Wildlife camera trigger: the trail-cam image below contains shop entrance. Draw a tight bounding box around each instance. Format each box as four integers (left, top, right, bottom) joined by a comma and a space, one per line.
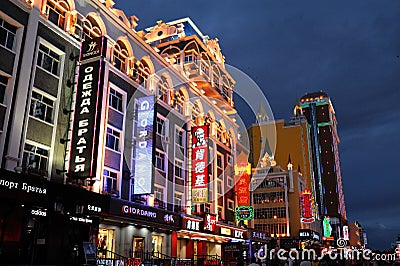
152, 235, 163, 254
97, 228, 115, 257
132, 237, 144, 257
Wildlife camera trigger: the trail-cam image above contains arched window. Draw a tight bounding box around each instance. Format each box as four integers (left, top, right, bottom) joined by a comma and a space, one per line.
83, 16, 102, 40
157, 76, 169, 104
43, 0, 70, 29
174, 90, 186, 114
135, 60, 151, 85
192, 101, 201, 121
113, 40, 128, 73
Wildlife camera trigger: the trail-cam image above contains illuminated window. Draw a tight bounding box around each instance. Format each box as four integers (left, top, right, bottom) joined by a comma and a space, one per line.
105, 127, 121, 152
0, 75, 8, 104
37, 43, 60, 76
44, 0, 70, 29
29, 90, 55, 124
113, 40, 128, 73
82, 16, 102, 40
0, 18, 17, 51
155, 150, 165, 171
22, 142, 49, 174
109, 88, 123, 112
103, 169, 118, 193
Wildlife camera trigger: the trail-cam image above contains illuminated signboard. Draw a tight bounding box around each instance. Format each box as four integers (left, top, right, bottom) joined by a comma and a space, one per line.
183, 217, 201, 232
191, 126, 209, 203
203, 213, 216, 233
235, 163, 251, 206
343, 225, 349, 240
133, 96, 155, 194
235, 206, 254, 221
69, 37, 107, 179
300, 190, 315, 223
323, 216, 332, 238
220, 227, 231, 236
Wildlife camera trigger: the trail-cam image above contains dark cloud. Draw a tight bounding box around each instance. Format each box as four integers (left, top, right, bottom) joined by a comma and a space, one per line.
116, 0, 400, 249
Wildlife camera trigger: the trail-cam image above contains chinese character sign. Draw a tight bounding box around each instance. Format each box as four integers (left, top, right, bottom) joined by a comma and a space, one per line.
236, 172, 250, 206
191, 126, 209, 203
300, 190, 315, 223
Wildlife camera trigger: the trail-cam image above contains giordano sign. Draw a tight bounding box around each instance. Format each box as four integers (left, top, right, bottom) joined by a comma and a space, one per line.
110, 198, 181, 228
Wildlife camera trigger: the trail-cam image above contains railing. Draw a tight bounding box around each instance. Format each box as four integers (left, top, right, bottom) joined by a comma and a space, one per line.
97, 250, 133, 266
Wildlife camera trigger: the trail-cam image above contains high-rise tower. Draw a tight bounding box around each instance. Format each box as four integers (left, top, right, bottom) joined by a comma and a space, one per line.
300, 91, 347, 238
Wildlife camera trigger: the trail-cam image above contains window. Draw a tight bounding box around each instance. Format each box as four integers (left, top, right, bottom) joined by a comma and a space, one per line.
44, 0, 70, 29
156, 116, 165, 137
109, 88, 123, 112
227, 176, 234, 188
184, 53, 194, 63
82, 16, 102, 40
0, 18, 17, 50
29, 90, 55, 123
135, 60, 150, 85
175, 160, 184, 179
158, 77, 169, 103
154, 186, 164, 208
113, 40, 128, 73
106, 127, 121, 152
22, 143, 49, 173
175, 128, 184, 156
103, 169, 118, 193
37, 44, 60, 76
217, 154, 223, 170
174, 193, 183, 212
0, 75, 8, 104
217, 180, 223, 195
227, 199, 234, 211
174, 90, 185, 114
155, 150, 165, 171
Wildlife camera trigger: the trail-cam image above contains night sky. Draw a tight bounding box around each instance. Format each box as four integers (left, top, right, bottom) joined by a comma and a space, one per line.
115, 0, 400, 250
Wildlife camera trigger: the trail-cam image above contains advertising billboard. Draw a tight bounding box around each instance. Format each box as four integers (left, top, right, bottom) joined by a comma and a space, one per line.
69, 58, 106, 179
300, 189, 315, 223
133, 96, 155, 194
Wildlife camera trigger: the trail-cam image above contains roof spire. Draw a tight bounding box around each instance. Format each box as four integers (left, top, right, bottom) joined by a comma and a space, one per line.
256, 103, 269, 123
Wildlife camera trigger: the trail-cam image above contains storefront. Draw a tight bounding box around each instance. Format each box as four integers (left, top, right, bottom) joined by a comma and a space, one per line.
0, 169, 109, 264
0, 170, 48, 264
100, 198, 181, 258
178, 214, 248, 264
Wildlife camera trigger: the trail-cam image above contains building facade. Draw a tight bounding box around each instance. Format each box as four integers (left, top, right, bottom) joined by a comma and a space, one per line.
0, 0, 245, 264
300, 91, 347, 241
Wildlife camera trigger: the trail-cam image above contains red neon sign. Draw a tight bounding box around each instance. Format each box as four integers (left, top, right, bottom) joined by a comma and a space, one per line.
191, 126, 209, 203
